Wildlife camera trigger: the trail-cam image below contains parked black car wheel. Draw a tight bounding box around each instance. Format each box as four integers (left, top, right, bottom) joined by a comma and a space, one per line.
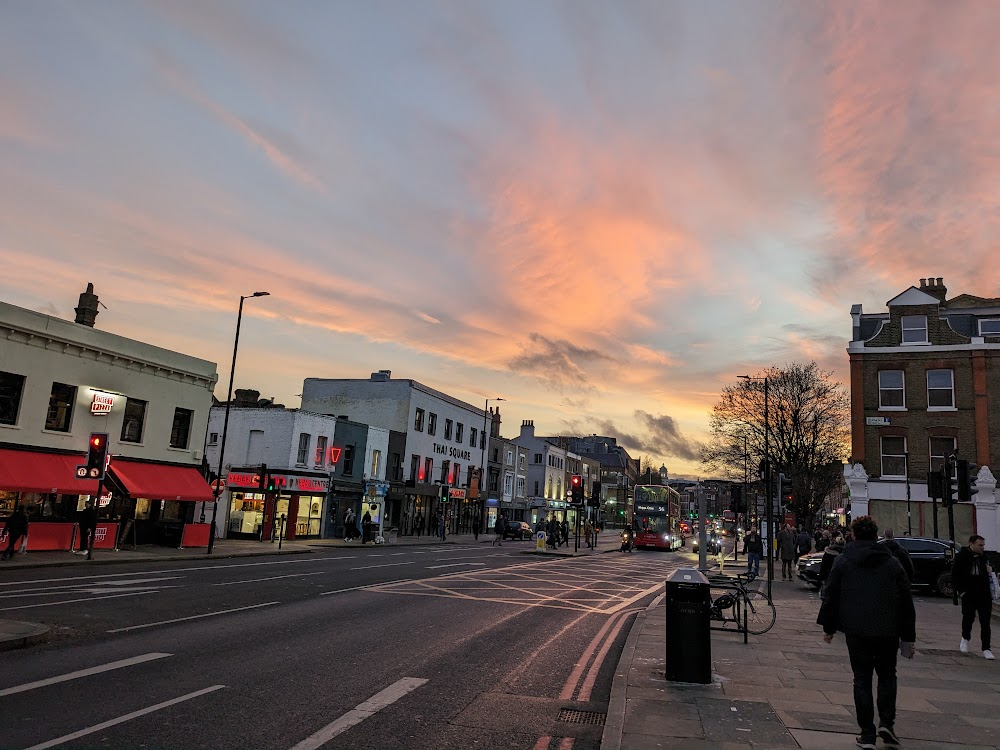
935, 571, 954, 598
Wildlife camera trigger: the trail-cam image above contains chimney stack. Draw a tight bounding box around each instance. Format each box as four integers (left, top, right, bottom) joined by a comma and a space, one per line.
918, 277, 948, 303
74, 283, 100, 327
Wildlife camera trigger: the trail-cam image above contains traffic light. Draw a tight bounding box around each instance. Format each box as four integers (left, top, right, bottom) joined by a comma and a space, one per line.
570, 474, 584, 504
927, 470, 942, 500
257, 464, 268, 492
778, 473, 792, 512
941, 460, 955, 508
85, 433, 110, 480
731, 485, 744, 513
589, 480, 602, 508
440, 484, 449, 503
266, 472, 276, 492
758, 459, 769, 481
957, 459, 978, 503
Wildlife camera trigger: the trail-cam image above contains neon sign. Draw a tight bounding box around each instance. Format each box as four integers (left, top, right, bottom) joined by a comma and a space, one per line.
329, 447, 342, 464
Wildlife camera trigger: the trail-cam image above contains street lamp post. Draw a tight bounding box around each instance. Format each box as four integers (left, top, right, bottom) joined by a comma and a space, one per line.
480, 397, 505, 533
207, 291, 270, 555
739, 374, 771, 600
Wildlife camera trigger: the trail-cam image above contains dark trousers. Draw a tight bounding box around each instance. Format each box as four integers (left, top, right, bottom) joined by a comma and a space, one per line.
845, 634, 898, 739
781, 558, 793, 579
747, 552, 761, 576
79, 527, 94, 552
961, 592, 992, 650
2, 533, 23, 559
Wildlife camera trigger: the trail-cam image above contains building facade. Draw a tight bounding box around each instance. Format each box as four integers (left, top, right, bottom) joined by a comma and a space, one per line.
846, 278, 999, 547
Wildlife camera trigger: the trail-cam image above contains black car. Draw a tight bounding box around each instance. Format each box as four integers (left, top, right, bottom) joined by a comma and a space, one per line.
502, 521, 534, 541
797, 537, 957, 596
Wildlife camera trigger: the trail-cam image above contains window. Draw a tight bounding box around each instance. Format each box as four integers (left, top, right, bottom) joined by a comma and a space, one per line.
208, 432, 219, 445
0, 371, 26, 426
927, 369, 954, 408
519, 454, 526, 469
901, 315, 927, 343
371, 449, 381, 478
423, 457, 433, 482
492, 447, 499, 462
45, 382, 76, 432
534, 453, 542, 464
444, 419, 453, 440
480, 431, 485, 450
929, 436, 956, 473
503, 472, 514, 496
414, 408, 424, 431
880, 436, 907, 477
343, 445, 355, 475
456, 423, 464, 443
440, 460, 450, 484
470, 427, 477, 447
391, 453, 402, 481
466, 465, 474, 487
427, 413, 437, 436
506, 449, 513, 466
878, 370, 905, 409
979, 319, 1000, 336
297, 433, 311, 464
315, 436, 328, 467
120, 398, 147, 443
516, 476, 526, 497
410, 455, 420, 482
533, 481, 539, 496
170, 407, 193, 449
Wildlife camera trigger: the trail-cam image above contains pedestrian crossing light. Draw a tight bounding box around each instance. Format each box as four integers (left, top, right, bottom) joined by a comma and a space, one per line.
570, 474, 584, 504
957, 459, 978, 503
85, 432, 110, 480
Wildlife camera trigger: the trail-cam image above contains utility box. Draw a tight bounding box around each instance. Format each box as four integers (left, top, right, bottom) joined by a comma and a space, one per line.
664, 568, 712, 684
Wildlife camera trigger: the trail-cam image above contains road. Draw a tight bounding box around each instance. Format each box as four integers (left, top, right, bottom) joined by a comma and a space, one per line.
0, 541, 693, 750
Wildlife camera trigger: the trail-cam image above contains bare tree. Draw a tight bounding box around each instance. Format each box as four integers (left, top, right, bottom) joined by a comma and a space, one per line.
703, 362, 850, 526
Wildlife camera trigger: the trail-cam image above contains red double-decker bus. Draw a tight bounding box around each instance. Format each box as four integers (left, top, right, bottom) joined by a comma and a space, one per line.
628, 485, 683, 550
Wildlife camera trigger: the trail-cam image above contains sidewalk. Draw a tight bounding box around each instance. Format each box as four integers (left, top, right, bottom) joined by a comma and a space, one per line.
603, 567, 1000, 750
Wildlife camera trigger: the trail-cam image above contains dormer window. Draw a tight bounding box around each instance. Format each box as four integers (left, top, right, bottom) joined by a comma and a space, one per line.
979, 319, 1000, 336
901, 315, 927, 344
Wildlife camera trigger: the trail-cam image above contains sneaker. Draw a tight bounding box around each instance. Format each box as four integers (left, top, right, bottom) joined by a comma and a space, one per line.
855, 737, 876, 750
984, 649, 995, 660
960, 638, 970, 653
878, 726, 900, 746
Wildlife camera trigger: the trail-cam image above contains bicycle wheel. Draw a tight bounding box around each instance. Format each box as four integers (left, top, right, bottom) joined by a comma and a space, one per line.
743, 591, 776, 634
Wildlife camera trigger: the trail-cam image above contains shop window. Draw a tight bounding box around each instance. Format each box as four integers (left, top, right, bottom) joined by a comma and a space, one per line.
45, 382, 76, 432
444, 419, 453, 440
343, 445, 355, 475
929, 436, 957, 473
880, 436, 907, 478
315, 435, 328, 467
901, 315, 927, 344
927, 369, 955, 409
170, 407, 193, 448
427, 413, 437, 436
120, 397, 147, 443
456, 423, 464, 443
0, 371, 26, 426
414, 408, 424, 431
296, 433, 311, 464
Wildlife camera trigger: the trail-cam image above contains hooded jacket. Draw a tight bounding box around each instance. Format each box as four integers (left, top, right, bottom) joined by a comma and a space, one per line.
817, 540, 916, 642
880, 538, 915, 583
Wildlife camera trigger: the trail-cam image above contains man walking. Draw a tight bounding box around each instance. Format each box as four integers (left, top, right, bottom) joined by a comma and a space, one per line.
777, 524, 797, 580
818, 516, 915, 749
1, 506, 29, 561
954, 534, 994, 660
743, 528, 763, 578
492, 514, 504, 547
881, 528, 914, 584
77, 499, 97, 558
560, 518, 569, 548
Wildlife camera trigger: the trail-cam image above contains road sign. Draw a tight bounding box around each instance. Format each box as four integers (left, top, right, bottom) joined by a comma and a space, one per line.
210, 478, 226, 493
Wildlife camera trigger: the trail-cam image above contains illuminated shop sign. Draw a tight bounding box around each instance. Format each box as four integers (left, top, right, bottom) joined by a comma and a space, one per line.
448, 488, 466, 500
90, 393, 115, 414
226, 472, 329, 493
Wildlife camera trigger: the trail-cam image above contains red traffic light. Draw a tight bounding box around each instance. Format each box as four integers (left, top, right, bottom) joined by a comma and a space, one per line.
91, 435, 103, 448
571, 475, 581, 486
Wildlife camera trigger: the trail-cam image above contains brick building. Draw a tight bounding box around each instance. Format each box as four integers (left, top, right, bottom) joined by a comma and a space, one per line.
845, 278, 999, 548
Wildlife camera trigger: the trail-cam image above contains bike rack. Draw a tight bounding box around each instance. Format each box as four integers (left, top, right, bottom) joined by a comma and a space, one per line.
705, 575, 750, 644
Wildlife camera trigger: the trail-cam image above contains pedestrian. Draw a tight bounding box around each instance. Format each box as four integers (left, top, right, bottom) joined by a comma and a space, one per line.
795, 526, 812, 564
1, 506, 29, 561
817, 533, 846, 597
592, 521, 600, 549
881, 528, 914, 584
438, 511, 446, 541
777, 524, 796, 580
584, 518, 594, 549
743, 528, 763, 578
953, 534, 994, 660
361, 508, 372, 544
561, 518, 569, 548
492, 515, 504, 547
414, 512, 423, 537
77, 499, 97, 556
472, 513, 480, 541
817, 516, 915, 750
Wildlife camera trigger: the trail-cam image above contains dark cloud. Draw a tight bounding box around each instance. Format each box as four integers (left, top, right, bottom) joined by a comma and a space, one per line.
507, 333, 615, 390
596, 410, 703, 463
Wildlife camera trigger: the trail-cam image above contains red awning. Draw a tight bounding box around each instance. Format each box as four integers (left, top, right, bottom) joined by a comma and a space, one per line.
0, 448, 100, 495
109, 461, 214, 502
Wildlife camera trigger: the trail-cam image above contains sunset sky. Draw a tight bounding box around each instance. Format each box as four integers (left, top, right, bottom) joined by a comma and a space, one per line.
3, 1, 999, 478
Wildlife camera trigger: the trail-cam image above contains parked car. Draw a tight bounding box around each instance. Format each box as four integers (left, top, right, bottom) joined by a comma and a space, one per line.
797, 536, 957, 596
502, 521, 534, 541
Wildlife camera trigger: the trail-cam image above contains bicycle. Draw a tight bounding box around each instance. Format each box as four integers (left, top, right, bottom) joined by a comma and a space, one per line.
707, 571, 776, 635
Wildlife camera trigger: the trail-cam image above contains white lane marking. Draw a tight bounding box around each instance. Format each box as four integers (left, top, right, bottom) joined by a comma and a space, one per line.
349, 561, 413, 571
288, 677, 428, 750
212, 572, 324, 586
107, 601, 279, 633
426, 562, 487, 570
0, 653, 172, 697
24, 685, 226, 750
319, 579, 412, 596
0, 591, 156, 612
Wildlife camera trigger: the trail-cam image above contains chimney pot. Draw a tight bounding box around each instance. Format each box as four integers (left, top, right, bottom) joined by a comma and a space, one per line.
74, 282, 100, 327
919, 278, 926, 287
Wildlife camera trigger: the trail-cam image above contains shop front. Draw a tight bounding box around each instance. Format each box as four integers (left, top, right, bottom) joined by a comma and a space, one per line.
224, 468, 330, 542
402, 481, 445, 536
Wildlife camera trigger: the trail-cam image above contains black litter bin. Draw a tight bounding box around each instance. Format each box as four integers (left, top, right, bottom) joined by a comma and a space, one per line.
664, 568, 712, 684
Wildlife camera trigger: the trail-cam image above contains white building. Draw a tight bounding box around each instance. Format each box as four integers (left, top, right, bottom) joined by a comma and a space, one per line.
0, 287, 217, 549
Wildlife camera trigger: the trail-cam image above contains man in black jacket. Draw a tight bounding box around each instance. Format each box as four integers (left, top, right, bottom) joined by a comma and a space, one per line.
818, 516, 915, 750
881, 528, 914, 584
953, 534, 993, 660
